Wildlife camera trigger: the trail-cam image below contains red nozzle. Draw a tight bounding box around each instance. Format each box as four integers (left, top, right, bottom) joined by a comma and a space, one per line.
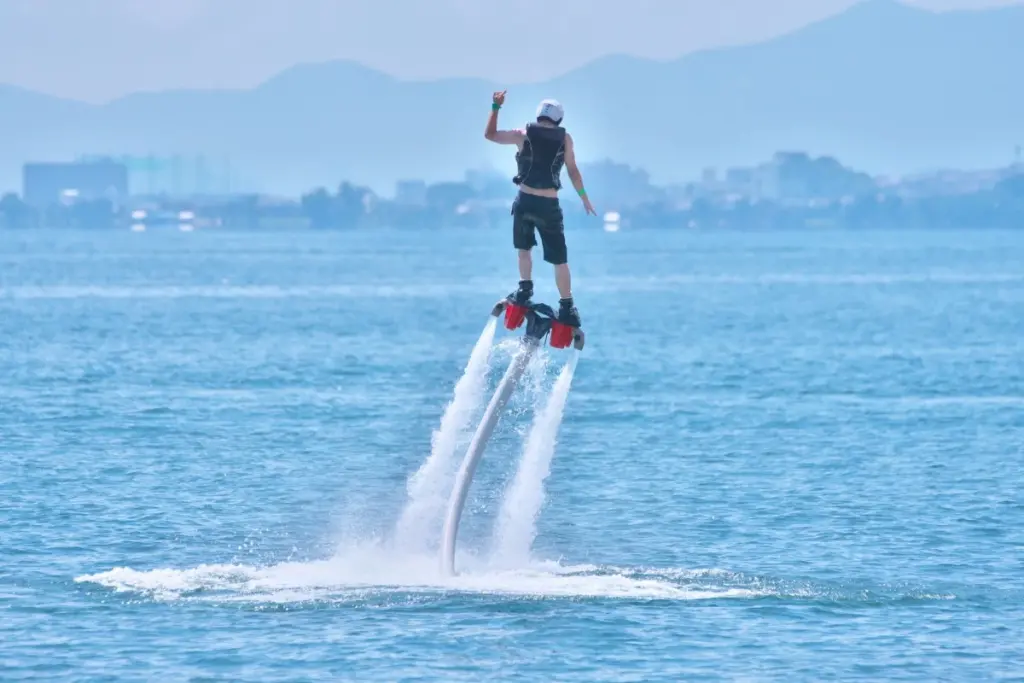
504, 303, 528, 330
549, 321, 574, 349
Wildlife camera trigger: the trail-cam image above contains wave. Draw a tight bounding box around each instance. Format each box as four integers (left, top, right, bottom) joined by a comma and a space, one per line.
74, 543, 753, 604
4, 272, 1021, 300
75, 543, 956, 607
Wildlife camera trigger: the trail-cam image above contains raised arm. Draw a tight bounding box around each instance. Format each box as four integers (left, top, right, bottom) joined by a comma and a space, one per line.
564, 133, 596, 215
484, 90, 526, 145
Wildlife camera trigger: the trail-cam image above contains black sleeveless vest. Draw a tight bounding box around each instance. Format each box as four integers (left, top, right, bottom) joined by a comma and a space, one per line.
513, 123, 566, 190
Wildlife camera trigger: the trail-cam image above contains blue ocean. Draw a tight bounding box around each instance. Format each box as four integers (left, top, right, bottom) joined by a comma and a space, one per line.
2, 228, 1022, 681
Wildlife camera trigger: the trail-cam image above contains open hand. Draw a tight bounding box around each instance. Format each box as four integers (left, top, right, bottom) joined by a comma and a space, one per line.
582, 196, 597, 216
492, 90, 507, 107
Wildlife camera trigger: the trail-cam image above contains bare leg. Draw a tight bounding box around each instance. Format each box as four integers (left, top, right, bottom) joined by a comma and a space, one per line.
554, 263, 572, 300
518, 249, 532, 281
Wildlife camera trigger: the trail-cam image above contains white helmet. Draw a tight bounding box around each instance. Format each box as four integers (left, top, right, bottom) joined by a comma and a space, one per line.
536, 99, 564, 124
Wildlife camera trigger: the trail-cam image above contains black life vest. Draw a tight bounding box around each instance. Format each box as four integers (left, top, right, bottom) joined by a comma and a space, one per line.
513, 123, 566, 190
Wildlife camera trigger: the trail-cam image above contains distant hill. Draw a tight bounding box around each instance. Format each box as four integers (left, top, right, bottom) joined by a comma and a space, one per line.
1, 0, 1023, 196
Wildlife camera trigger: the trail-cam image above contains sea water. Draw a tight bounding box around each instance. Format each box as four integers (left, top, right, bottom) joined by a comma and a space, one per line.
2, 227, 1023, 681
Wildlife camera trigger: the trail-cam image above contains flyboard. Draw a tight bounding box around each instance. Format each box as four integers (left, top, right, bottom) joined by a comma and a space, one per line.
440, 297, 584, 576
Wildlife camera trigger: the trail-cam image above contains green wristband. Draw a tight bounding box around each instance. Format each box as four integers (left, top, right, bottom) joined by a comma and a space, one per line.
491, 102, 501, 112
577, 187, 587, 197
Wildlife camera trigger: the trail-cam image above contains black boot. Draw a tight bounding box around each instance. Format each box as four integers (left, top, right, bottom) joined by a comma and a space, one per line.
557, 297, 582, 327
507, 280, 533, 306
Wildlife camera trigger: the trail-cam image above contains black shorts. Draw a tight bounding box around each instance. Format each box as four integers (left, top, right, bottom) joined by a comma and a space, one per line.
511, 192, 567, 265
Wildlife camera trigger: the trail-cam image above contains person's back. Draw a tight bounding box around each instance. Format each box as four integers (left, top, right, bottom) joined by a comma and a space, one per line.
514, 121, 566, 196
484, 91, 596, 327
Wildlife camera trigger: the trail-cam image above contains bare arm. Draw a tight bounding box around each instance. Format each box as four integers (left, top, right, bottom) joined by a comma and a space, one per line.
564, 133, 596, 215
484, 89, 525, 145
486, 128, 526, 145
564, 133, 585, 193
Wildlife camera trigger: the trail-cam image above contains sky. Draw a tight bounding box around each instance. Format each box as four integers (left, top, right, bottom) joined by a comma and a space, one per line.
1, 0, 1021, 103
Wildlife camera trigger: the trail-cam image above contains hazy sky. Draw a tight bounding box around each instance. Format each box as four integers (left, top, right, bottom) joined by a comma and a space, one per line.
0, 0, 1020, 102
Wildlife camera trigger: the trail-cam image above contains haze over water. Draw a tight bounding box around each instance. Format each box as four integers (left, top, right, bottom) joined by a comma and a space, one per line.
3, 227, 1023, 680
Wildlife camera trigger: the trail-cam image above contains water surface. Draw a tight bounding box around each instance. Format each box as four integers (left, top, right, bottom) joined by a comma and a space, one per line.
2, 228, 1023, 681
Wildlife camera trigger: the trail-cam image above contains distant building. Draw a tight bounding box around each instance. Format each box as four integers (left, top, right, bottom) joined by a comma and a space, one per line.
394, 180, 427, 206
22, 160, 129, 207
463, 168, 509, 199
701, 167, 718, 188
579, 160, 663, 208
725, 167, 775, 200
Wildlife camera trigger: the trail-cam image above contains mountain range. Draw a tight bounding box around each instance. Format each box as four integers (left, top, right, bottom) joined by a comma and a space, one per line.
2, 0, 1023, 196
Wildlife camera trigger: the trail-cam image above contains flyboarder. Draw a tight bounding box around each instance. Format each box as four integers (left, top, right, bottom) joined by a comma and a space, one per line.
484, 90, 596, 328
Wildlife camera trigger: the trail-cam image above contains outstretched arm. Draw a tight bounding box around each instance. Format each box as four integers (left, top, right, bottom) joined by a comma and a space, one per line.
484, 90, 526, 145
564, 133, 597, 215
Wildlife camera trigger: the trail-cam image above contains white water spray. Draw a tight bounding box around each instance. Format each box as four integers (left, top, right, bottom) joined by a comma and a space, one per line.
393, 318, 497, 552
490, 351, 579, 567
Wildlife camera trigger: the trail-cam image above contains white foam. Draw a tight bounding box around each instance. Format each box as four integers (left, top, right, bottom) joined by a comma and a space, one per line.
393, 318, 497, 553
0, 284, 472, 300
491, 353, 578, 568
6, 272, 1019, 300
74, 543, 756, 603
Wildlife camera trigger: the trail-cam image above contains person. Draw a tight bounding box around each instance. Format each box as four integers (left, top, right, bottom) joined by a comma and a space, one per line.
484, 89, 596, 328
